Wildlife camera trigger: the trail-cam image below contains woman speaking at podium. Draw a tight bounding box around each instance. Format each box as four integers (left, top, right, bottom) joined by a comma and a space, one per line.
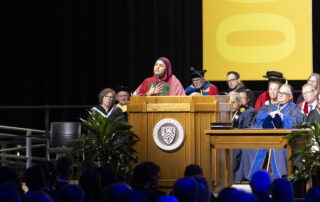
133, 57, 185, 96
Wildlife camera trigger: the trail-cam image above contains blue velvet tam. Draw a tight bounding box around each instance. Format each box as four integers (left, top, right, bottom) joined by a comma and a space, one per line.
262, 114, 283, 129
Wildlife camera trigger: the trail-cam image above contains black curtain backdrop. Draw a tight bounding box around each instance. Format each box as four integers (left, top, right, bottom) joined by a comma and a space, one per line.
1, 0, 319, 129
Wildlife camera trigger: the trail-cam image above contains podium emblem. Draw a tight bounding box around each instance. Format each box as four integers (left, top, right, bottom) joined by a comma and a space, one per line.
153, 118, 184, 151
161, 127, 176, 144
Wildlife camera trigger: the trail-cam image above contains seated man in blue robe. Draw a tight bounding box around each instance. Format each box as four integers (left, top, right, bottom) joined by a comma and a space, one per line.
237, 84, 306, 181
229, 91, 257, 182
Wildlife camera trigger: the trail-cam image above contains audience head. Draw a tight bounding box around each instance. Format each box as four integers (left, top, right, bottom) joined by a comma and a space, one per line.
305, 186, 320, 202
190, 69, 207, 89
79, 168, 101, 201
56, 155, 73, 181
37, 161, 57, 190
156, 195, 179, 202
131, 161, 161, 187
22, 192, 54, 202
0, 183, 21, 202
154, 57, 172, 81
98, 88, 116, 107
192, 175, 211, 202
227, 189, 256, 202
227, 71, 241, 90
249, 170, 272, 195
105, 182, 133, 202
0, 166, 20, 186
302, 83, 318, 104
92, 166, 118, 192
184, 164, 203, 177
173, 177, 198, 202
115, 86, 131, 106
24, 164, 46, 192
59, 184, 84, 202
217, 187, 237, 202
278, 84, 293, 104
126, 191, 149, 202
271, 178, 295, 202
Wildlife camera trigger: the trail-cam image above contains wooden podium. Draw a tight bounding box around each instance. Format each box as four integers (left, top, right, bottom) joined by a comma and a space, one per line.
127, 96, 231, 189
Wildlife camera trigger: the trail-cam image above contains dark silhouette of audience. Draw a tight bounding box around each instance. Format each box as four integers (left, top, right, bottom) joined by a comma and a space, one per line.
173, 177, 198, 202
183, 163, 217, 202
0, 183, 21, 202
23, 164, 54, 202
37, 161, 57, 199
59, 184, 84, 202
79, 168, 102, 202
104, 182, 133, 202
2, 162, 320, 202
156, 195, 178, 202
217, 187, 238, 202
130, 161, 166, 202
271, 178, 295, 202
55, 155, 73, 191
249, 170, 272, 202
304, 186, 320, 202
183, 164, 203, 177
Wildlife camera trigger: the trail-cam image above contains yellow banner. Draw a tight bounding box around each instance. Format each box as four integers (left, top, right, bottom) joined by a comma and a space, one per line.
203, 0, 312, 81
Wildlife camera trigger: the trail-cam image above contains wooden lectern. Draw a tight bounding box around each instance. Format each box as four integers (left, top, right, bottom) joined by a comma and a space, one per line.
127, 96, 231, 189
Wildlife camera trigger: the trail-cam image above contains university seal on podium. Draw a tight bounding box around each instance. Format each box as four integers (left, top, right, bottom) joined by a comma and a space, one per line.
153, 118, 185, 151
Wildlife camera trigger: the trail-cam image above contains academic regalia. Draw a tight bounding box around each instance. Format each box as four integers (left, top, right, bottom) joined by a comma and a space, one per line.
91, 104, 124, 124
232, 105, 256, 129
235, 102, 306, 181
255, 91, 271, 111
185, 82, 219, 95
232, 105, 257, 182
134, 75, 185, 96
298, 101, 318, 116
133, 57, 185, 96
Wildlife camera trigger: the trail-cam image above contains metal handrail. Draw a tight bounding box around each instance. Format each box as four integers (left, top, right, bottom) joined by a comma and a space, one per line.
0, 105, 92, 132
0, 125, 48, 168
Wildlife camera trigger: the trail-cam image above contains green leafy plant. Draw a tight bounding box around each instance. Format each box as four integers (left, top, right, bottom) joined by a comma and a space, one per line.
284, 121, 320, 182
65, 111, 139, 181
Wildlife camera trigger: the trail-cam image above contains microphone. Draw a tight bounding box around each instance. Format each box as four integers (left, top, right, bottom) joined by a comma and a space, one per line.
156, 75, 161, 84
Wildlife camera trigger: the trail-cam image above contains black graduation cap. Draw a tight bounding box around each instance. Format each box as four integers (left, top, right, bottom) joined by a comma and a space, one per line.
190, 69, 207, 80
262, 114, 283, 129
262, 71, 286, 83
115, 86, 131, 94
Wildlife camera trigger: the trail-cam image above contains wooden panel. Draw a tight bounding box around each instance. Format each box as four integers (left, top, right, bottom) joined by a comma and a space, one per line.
206, 129, 295, 189
147, 103, 191, 112
127, 96, 232, 190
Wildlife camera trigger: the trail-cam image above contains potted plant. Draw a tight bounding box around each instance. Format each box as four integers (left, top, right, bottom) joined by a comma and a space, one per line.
65, 111, 139, 181
284, 121, 320, 186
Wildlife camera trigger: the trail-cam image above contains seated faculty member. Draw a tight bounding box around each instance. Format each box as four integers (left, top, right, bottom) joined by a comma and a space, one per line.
185, 69, 219, 96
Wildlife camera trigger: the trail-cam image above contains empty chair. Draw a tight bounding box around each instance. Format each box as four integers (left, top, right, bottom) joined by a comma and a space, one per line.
47, 122, 81, 160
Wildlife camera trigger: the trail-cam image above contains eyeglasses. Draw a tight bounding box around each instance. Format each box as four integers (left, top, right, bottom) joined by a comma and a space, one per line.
192, 78, 202, 82
104, 95, 113, 100
227, 78, 238, 83
303, 90, 315, 96
278, 91, 291, 96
